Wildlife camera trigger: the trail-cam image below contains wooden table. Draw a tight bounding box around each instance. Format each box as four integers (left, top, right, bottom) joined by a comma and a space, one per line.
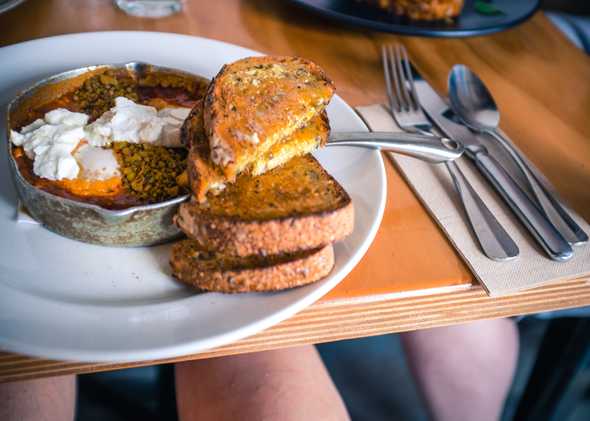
1, 0, 590, 383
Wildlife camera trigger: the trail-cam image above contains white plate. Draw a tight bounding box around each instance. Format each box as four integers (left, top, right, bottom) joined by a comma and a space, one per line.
0, 32, 386, 362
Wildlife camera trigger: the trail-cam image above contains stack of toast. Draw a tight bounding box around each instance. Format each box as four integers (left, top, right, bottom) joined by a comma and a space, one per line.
170, 56, 355, 293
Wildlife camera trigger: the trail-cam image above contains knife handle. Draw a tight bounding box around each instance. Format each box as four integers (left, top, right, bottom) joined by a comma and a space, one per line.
445, 161, 519, 261
472, 151, 573, 261
488, 130, 588, 245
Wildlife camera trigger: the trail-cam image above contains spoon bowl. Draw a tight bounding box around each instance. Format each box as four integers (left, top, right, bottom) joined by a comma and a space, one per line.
448, 64, 500, 131
447, 64, 588, 246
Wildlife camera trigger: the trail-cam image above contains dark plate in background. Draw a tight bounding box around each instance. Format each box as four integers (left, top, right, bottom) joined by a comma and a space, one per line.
287, 0, 540, 37
0, 0, 27, 15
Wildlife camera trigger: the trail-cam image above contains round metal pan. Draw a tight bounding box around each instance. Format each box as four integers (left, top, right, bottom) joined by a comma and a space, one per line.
6, 62, 206, 246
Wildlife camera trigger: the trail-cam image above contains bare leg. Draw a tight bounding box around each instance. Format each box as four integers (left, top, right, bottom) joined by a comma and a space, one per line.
401, 319, 519, 421
175, 345, 349, 421
0, 375, 76, 421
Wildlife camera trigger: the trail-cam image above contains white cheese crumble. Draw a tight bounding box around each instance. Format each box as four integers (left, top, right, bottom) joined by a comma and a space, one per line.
10, 109, 88, 180
10, 98, 192, 181
157, 107, 192, 147
74, 144, 120, 180
85, 97, 191, 148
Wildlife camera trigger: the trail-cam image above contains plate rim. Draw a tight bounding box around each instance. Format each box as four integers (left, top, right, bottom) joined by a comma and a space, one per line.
0, 31, 387, 362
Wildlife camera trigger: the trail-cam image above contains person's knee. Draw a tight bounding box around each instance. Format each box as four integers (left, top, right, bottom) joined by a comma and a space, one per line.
175, 347, 349, 421
0, 375, 76, 421
465, 318, 519, 367
401, 319, 519, 390
401, 320, 519, 421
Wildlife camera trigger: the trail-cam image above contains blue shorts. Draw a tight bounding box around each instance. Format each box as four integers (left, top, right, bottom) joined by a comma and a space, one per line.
518, 306, 590, 321
529, 306, 590, 319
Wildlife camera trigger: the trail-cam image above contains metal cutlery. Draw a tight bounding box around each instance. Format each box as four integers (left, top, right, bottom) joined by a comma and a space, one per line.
448, 64, 588, 246
382, 44, 519, 261
410, 63, 573, 261
327, 131, 463, 163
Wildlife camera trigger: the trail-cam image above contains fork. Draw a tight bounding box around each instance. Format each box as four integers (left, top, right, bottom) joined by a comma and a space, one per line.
382, 44, 519, 261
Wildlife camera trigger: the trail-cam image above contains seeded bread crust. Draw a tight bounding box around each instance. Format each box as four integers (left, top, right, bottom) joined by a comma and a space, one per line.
175, 155, 354, 257
204, 56, 334, 179
176, 201, 353, 257
170, 240, 335, 293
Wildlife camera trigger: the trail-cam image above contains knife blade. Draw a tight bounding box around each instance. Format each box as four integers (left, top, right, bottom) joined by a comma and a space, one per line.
412, 69, 573, 262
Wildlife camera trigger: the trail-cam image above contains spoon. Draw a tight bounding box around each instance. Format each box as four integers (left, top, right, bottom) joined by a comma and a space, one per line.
327, 131, 463, 163
448, 64, 588, 246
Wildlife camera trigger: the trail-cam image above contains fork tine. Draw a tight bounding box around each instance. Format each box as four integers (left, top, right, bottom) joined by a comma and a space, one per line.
393, 44, 413, 112
399, 45, 420, 112
388, 45, 408, 112
387, 45, 403, 112
381, 45, 399, 113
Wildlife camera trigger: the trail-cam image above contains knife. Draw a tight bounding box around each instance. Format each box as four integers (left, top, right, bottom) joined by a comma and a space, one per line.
412, 70, 573, 262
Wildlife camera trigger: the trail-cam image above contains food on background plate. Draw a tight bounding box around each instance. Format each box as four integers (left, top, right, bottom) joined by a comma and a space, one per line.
358, 0, 465, 21
171, 56, 353, 293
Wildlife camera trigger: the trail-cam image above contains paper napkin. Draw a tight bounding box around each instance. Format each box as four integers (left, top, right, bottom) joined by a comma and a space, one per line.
356, 104, 590, 296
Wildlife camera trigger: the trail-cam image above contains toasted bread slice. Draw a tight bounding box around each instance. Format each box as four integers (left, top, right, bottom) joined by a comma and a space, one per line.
182, 101, 329, 202
204, 56, 334, 179
170, 240, 334, 293
175, 155, 354, 257
250, 111, 329, 176
182, 102, 227, 197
